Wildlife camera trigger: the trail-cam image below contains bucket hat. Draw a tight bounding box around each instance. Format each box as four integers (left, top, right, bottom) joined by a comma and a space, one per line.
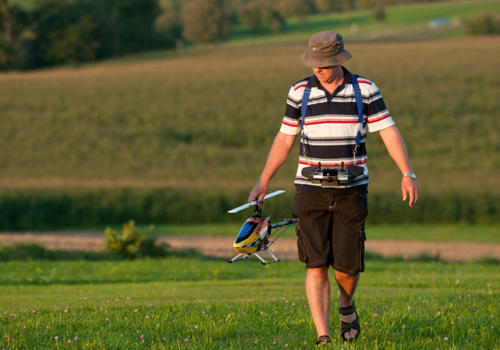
301, 31, 352, 67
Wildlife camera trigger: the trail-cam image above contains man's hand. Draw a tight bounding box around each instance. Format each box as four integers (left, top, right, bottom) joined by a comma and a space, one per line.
402, 176, 418, 207
248, 181, 268, 204
379, 126, 419, 208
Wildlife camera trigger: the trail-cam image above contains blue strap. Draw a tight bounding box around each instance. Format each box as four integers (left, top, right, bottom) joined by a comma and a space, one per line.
300, 84, 311, 132
300, 82, 312, 153
300, 74, 365, 162
351, 73, 365, 145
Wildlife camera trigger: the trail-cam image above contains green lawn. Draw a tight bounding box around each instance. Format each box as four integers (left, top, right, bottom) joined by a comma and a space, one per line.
0, 256, 498, 349
147, 223, 500, 243
229, 0, 500, 44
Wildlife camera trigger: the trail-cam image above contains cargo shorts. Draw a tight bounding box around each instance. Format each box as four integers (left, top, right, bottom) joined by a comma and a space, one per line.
291, 185, 368, 275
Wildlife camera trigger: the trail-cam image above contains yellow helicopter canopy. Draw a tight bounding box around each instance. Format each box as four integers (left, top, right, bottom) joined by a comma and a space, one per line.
233, 217, 269, 254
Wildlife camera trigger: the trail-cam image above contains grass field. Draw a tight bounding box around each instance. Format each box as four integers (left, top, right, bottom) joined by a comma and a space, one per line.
230, 0, 500, 43
0, 36, 498, 195
152, 223, 500, 243
0, 256, 498, 349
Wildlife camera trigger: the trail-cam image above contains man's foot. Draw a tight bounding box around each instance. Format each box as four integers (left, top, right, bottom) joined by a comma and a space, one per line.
315, 335, 331, 346
339, 302, 360, 342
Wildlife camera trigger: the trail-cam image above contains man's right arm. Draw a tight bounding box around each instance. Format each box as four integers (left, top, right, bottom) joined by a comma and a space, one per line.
248, 131, 296, 203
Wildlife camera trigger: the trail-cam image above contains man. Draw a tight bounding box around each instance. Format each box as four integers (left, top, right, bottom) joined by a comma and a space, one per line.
248, 31, 418, 344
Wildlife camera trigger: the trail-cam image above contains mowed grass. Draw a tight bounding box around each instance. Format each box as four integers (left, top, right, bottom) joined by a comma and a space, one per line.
230, 0, 500, 43
0, 257, 498, 349
0, 36, 499, 195
151, 223, 500, 243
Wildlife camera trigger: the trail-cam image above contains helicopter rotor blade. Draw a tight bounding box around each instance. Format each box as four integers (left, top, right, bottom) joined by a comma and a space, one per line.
227, 190, 286, 214
227, 202, 252, 214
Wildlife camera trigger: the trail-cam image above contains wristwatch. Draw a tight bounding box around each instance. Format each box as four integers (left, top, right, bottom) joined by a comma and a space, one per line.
402, 172, 417, 180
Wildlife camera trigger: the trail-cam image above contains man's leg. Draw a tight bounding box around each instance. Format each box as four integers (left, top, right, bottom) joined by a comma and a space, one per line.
334, 270, 360, 340
306, 266, 330, 337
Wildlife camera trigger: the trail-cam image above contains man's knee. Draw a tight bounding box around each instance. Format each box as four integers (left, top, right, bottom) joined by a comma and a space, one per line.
307, 265, 329, 280
334, 269, 359, 283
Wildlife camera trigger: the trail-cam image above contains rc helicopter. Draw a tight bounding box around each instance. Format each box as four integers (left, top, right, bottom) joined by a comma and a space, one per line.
226, 190, 295, 265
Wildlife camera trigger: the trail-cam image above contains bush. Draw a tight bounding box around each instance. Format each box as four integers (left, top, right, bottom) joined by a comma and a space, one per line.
105, 220, 170, 258
373, 1, 386, 23
463, 13, 500, 35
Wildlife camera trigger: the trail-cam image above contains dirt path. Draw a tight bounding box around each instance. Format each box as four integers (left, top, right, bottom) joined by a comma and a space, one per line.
1, 232, 499, 262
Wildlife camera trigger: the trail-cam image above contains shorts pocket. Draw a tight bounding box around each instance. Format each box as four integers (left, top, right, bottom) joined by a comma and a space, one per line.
295, 219, 308, 263
338, 190, 368, 223
359, 237, 365, 272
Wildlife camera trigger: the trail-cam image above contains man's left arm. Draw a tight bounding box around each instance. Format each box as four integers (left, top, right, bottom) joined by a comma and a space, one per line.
378, 125, 419, 207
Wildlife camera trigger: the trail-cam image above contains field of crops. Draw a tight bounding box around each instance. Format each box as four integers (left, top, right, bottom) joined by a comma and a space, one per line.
1, 0, 499, 228
1, 35, 499, 227
1, 35, 498, 193
0, 256, 498, 349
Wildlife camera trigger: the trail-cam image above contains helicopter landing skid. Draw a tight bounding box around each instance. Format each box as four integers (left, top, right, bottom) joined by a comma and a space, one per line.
227, 253, 249, 263
227, 248, 280, 265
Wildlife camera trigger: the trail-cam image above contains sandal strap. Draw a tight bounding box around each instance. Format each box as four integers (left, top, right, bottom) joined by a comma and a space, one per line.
341, 319, 360, 331
339, 301, 356, 315
341, 319, 361, 342
315, 335, 331, 345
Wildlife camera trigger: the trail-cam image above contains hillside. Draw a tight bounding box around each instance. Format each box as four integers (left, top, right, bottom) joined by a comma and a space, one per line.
0, 36, 498, 194
230, 0, 500, 43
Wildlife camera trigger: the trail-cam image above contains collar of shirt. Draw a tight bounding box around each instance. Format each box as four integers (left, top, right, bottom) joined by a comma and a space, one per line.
309, 66, 353, 101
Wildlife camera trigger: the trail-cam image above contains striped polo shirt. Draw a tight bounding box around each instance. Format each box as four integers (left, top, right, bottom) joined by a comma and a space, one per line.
280, 67, 395, 190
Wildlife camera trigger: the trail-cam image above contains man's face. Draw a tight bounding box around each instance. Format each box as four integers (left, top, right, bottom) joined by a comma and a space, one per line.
312, 65, 342, 84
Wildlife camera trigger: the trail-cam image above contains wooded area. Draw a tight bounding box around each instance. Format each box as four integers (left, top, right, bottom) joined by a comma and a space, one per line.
2, 0, 487, 70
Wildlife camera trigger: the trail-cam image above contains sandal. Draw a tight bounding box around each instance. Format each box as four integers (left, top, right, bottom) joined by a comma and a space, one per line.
339, 301, 361, 342
315, 335, 331, 346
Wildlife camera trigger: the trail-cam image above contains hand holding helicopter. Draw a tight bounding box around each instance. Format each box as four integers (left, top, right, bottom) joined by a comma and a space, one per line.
226, 190, 295, 265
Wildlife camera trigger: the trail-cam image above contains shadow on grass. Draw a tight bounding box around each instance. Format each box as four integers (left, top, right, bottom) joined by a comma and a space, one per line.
0, 243, 206, 262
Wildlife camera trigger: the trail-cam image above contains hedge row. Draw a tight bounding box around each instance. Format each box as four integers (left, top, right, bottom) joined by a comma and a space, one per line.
0, 188, 498, 230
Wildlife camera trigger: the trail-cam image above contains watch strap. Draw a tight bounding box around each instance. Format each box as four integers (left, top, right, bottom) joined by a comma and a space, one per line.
402, 172, 416, 180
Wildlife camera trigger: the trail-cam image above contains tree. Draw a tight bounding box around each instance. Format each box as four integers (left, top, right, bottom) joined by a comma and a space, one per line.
156, 0, 183, 38
314, 0, 336, 13
237, 0, 285, 33
277, 0, 314, 22
31, 0, 100, 66
181, 0, 231, 43
0, 0, 30, 69
88, 0, 163, 57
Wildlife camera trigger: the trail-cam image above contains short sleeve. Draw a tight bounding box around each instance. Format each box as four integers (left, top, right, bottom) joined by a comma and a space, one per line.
280, 86, 301, 135
364, 83, 395, 132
